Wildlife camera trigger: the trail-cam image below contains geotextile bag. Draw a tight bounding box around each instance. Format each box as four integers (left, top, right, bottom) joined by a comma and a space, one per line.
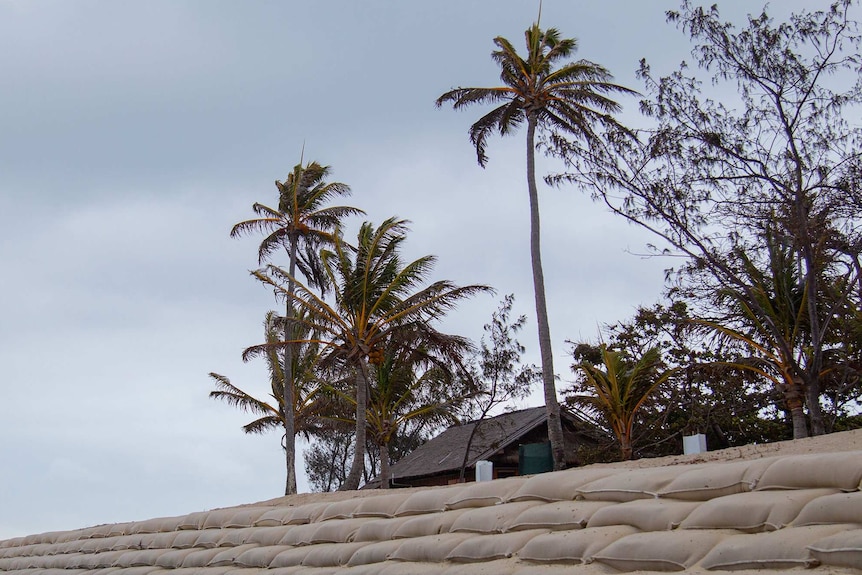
658, 458, 777, 501
756, 452, 862, 491
450, 501, 544, 534
592, 529, 733, 572
807, 528, 862, 570
586, 498, 701, 531
679, 488, 838, 532
445, 529, 548, 562
518, 525, 639, 564
700, 524, 855, 570
507, 500, 611, 532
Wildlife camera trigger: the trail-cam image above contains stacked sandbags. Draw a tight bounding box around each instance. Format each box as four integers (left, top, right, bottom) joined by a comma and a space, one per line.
1, 451, 861, 574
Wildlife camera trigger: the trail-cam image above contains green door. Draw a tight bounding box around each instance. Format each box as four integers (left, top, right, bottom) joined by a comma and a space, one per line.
518, 441, 553, 475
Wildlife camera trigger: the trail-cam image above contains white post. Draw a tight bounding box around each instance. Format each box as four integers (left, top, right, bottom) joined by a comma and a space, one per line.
475, 460, 493, 482
683, 433, 708, 454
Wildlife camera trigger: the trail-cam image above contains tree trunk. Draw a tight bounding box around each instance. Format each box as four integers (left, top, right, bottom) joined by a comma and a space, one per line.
804, 375, 825, 436
379, 441, 391, 489
786, 377, 809, 439
526, 114, 567, 470
459, 413, 487, 482
620, 433, 633, 461
341, 361, 369, 490
283, 241, 298, 495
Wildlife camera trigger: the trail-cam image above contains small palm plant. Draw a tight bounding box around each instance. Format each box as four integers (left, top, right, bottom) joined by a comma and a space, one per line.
693, 236, 816, 439
571, 344, 675, 460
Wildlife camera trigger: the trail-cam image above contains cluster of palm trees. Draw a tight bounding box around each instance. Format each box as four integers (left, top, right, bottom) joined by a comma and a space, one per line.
219, 5, 862, 479
212, 162, 491, 493
209, 16, 644, 490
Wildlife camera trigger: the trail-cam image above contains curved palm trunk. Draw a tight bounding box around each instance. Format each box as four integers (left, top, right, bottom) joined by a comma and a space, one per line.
283, 241, 298, 495
526, 114, 567, 470
342, 360, 369, 491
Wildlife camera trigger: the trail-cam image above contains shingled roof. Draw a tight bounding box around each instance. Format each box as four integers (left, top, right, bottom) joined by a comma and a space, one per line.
380, 406, 600, 484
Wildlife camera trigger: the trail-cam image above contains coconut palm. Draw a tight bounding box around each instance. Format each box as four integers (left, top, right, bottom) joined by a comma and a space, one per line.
571, 345, 674, 460
437, 22, 636, 469
209, 311, 330, 450
694, 238, 817, 439
364, 330, 472, 487
254, 217, 491, 490
230, 160, 363, 495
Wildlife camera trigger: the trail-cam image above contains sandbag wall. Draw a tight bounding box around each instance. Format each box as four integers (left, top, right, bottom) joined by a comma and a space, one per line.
1, 451, 861, 574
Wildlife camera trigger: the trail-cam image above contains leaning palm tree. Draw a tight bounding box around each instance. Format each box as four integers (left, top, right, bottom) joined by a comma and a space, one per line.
209, 311, 330, 452
437, 22, 636, 469
230, 160, 363, 494
571, 345, 674, 460
254, 217, 491, 490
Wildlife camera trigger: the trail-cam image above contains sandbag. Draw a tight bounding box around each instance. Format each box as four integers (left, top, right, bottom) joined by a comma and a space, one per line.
518, 525, 639, 564
450, 501, 544, 534
507, 500, 612, 532
658, 458, 777, 501
592, 529, 732, 572
680, 488, 838, 532
445, 529, 547, 563
807, 528, 862, 570
587, 498, 701, 532
699, 524, 854, 570
445, 477, 527, 509
508, 468, 623, 503
756, 451, 862, 491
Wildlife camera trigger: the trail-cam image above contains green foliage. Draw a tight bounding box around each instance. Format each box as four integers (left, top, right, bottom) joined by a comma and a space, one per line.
209, 311, 330, 441
570, 344, 675, 460
551, 1, 862, 440
228, 158, 362, 495
230, 161, 362, 285
568, 301, 792, 459
436, 23, 636, 167
254, 218, 491, 489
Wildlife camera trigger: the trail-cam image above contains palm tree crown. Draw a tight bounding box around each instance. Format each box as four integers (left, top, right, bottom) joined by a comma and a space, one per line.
437, 24, 636, 167
209, 311, 329, 441
230, 161, 363, 287
572, 345, 673, 460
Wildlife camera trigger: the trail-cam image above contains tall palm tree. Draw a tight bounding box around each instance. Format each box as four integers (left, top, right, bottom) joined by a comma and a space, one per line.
437, 22, 636, 469
209, 311, 330, 449
571, 345, 674, 460
254, 217, 491, 490
230, 160, 363, 494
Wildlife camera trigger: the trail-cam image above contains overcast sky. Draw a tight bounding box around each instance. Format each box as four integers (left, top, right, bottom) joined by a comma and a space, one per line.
0, 0, 818, 539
